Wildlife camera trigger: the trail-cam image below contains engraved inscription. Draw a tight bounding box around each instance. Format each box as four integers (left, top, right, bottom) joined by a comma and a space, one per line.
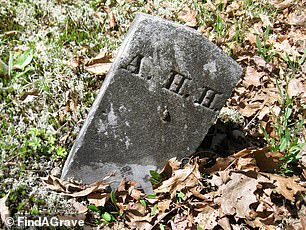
122, 55, 143, 74
120, 165, 133, 177
122, 57, 222, 111
164, 71, 191, 96
194, 86, 223, 111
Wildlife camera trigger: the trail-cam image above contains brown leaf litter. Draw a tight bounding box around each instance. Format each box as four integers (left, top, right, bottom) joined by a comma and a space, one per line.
40, 153, 306, 229
84, 50, 113, 75
178, 7, 197, 27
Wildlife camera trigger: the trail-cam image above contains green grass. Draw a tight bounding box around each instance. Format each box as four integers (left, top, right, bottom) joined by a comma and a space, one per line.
245, 0, 278, 18
261, 77, 305, 174
255, 25, 276, 62
283, 49, 306, 72
0, 0, 117, 217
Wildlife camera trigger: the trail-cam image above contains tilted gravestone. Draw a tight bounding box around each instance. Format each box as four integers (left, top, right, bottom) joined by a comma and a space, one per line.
62, 13, 242, 189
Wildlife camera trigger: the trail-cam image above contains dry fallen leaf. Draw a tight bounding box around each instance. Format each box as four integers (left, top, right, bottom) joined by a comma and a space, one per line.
125, 202, 152, 229
259, 14, 272, 27
128, 186, 144, 200
63, 174, 113, 197
300, 144, 306, 169
84, 62, 112, 75
160, 157, 181, 179
253, 56, 273, 72
254, 150, 282, 172
234, 147, 281, 173
41, 173, 114, 198
69, 199, 88, 214
246, 32, 257, 46
288, 11, 306, 27
178, 7, 197, 27
170, 214, 194, 230
194, 206, 221, 229
237, 157, 259, 171
101, 6, 117, 29
288, 78, 306, 98
234, 148, 255, 158
65, 90, 78, 113
67, 58, 81, 69
206, 0, 217, 12
215, 172, 258, 218
239, 102, 262, 117
41, 175, 82, 193
87, 192, 110, 207
243, 66, 263, 87
258, 106, 270, 120
217, 217, 232, 230
154, 163, 202, 199
273, 39, 301, 61
269, 0, 295, 9
157, 199, 171, 213
84, 50, 112, 75
205, 157, 234, 174
108, 12, 117, 29
260, 173, 306, 201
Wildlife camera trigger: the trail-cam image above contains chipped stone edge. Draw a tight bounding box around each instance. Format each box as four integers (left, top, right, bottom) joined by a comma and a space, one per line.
61, 14, 145, 180
61, 12, 243, 181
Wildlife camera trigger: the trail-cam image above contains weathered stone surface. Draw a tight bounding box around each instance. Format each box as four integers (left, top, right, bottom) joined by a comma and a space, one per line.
62, 13, 242, 189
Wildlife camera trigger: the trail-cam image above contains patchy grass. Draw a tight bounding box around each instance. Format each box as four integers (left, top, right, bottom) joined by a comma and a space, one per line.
261, 76, 305, 174
0, 0, 118, 218
0, 0, 305, 229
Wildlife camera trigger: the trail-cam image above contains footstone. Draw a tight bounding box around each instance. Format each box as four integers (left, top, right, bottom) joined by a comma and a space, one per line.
62, 13, 242, 190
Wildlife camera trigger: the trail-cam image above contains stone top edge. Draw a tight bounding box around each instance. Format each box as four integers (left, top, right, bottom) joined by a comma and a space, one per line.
133, 13, 243, 73
134, 12, 202, 35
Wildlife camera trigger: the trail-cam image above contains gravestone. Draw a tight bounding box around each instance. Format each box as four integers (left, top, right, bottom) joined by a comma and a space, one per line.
62, 13, 242, 190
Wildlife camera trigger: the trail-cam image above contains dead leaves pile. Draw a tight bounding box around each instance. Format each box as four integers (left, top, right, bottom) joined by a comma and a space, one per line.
26, 151, 305, 230
225, 0, 306, 137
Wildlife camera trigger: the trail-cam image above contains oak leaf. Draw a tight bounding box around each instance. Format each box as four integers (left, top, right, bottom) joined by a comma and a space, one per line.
260, 173, 306, 201
215, 172, 258, 218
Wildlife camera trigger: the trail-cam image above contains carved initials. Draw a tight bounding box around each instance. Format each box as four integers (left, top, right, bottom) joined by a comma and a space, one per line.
164, 71, 191, 96
194, 86, 222, 111
122, 56, 222, 111
122, 55, 143, 74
